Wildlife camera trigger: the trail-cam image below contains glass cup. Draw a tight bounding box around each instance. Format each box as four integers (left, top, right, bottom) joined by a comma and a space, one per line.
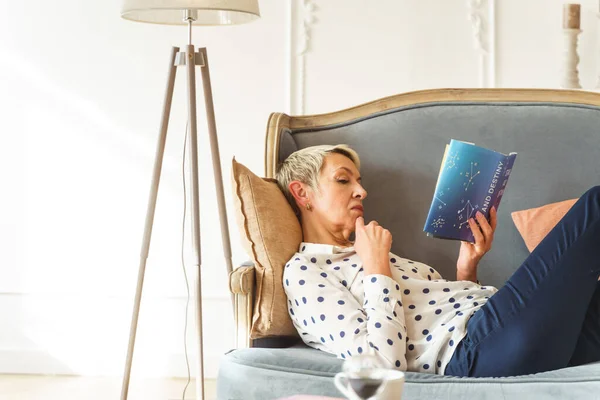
334, 354, 404, 400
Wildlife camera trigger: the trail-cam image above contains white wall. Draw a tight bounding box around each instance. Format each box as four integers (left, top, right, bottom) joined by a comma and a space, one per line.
1, 0, 600, 380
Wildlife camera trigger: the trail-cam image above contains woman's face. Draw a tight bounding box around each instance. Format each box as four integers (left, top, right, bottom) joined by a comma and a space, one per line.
309, 153, 367, 232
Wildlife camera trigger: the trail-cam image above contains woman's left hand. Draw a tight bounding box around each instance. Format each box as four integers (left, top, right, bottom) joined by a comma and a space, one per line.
457, 206, 498, 273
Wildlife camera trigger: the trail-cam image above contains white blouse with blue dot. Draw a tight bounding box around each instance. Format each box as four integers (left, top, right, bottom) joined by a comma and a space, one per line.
283, 242, 498, 374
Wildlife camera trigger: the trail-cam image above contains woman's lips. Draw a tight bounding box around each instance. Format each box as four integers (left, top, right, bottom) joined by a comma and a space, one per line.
352, 206, 364, 212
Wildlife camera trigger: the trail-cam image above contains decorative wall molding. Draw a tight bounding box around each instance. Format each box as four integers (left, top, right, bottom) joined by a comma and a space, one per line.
0, 349, 223, 379
0, 294, 231, 378
285, 1, 294, 114
467, 0, 496, 88
561, 29, 583, 89
467, 0, 489, 54
286, 0, 318, 115
285, 1, 497, 110
0, 291, 230, 301
298, 0, 317, 57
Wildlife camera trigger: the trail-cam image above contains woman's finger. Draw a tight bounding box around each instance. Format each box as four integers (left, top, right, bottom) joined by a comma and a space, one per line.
468, 218, 485, 245
355, 216, 365, 230
476, 211, 493, 238
490, 206, 498, 231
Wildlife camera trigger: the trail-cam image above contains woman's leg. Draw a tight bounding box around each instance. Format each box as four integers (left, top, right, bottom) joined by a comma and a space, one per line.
568, 282, 600, 367
446, 186, 600, 377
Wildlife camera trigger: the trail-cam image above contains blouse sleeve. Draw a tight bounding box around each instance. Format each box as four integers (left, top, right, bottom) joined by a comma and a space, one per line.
284, 255, 408, 370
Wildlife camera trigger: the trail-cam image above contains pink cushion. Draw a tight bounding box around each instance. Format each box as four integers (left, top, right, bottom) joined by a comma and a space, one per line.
511, 198, 577, 252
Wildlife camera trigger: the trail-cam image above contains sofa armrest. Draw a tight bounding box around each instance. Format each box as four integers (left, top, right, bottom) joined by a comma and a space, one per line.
229, 262, 255, 348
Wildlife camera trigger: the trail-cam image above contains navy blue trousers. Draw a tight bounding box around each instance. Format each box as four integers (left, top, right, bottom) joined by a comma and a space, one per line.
445, 186, 600, 377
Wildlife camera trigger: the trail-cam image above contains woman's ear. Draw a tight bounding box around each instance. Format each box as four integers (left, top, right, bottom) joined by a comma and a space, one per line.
289, 181, 310, 209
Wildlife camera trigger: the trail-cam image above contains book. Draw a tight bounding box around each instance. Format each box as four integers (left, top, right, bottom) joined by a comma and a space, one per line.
423, 139, 517, 242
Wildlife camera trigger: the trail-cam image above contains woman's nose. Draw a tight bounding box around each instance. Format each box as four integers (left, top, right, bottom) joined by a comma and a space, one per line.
355, 186, 367, 199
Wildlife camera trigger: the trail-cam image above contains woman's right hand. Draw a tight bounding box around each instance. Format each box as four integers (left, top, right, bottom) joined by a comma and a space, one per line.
354, 216, 393, 278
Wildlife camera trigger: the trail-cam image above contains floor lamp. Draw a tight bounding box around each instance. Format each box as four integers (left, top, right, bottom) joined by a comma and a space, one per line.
119, 2, 260, 400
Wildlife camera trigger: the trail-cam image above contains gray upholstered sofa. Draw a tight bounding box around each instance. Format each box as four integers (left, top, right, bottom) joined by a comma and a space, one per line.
218, 89, 600, 399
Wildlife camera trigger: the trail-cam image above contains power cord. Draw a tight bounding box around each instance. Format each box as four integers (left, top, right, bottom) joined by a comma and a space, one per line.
180, 121, 192, 400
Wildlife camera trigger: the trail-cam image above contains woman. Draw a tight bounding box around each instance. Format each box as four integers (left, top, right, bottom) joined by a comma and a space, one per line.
276, 144, 600, 377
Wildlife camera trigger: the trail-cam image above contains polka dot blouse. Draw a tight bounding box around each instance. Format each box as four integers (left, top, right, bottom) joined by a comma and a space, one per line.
283, 242, 498, 374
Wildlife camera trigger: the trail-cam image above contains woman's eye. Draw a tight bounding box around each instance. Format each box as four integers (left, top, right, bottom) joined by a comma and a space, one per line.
337, 179, 349, 184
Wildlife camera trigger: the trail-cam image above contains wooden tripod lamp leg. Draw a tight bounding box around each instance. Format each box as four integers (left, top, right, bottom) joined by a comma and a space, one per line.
192, 46, 237, 400
120, 46, 179, 400
197, 47, 235, 303
185, 44, 206, 400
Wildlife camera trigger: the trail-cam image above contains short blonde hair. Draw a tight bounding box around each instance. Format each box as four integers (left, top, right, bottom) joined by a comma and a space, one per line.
275, 144, 361, 216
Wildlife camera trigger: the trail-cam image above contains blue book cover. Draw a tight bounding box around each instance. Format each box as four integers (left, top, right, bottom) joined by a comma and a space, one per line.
423, 140, 517, 242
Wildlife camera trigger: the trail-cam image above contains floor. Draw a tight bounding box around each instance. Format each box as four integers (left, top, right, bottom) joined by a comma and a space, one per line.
0, 375, 217, 400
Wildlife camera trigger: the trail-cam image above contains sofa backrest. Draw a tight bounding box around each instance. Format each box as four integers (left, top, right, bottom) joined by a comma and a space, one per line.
265, 89, 600, 288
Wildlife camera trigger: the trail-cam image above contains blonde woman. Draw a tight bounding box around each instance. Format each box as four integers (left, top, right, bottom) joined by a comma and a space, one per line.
276, 144, 600, 377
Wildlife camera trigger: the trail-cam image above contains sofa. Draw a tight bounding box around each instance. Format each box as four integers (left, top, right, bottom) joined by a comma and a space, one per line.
217, 88, 600, 399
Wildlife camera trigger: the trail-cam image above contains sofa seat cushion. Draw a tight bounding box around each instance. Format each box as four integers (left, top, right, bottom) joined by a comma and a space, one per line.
224, 343, 342, 377
217, 344, 600, 399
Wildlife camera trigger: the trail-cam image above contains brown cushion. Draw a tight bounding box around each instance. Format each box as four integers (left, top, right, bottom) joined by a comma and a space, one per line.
511, 198, 577, 252
231, 158, 302, 338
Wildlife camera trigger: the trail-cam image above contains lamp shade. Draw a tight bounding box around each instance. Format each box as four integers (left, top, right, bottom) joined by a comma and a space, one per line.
121, 0, 260, 26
